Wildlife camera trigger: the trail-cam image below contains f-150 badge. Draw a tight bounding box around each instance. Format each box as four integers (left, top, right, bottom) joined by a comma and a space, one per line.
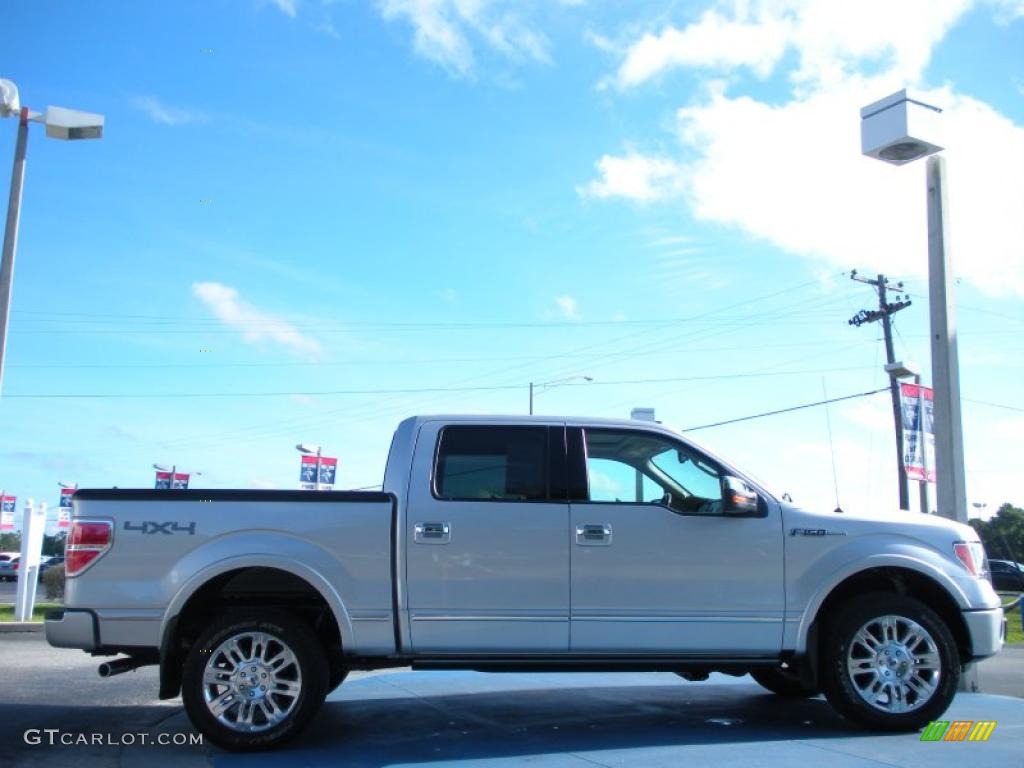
790, 528, 846, 537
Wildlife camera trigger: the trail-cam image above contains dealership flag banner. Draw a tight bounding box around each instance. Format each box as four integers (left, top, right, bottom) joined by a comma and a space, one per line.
58, 488, 74, 530
0, 496, 15, 531
155, 471, 172, 489
900, 383, 936, 483
299, 455, 318, 490
171, 473, 190, 489
318, 457, 338, 490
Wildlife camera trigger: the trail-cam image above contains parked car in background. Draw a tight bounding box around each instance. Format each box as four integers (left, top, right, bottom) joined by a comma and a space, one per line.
39, 555, 65, 580
989, 559, 1024, 592
0, 555, 19, 581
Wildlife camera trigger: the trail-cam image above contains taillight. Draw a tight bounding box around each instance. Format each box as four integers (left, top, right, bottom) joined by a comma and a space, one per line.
66, 520, 113, 576
953, 541, 987, 578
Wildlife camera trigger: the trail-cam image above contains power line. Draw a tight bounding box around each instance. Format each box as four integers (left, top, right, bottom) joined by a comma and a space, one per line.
964, 398, 1024, 413
682, 388, 889, 432
2, 365, 878, 399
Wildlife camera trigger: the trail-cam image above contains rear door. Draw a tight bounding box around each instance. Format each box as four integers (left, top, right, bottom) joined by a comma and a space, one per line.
405, 422, 570, 652
568, 426, 784, 655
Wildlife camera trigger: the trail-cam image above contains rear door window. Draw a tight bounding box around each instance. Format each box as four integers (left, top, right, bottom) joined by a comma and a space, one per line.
435, 426, 550, 501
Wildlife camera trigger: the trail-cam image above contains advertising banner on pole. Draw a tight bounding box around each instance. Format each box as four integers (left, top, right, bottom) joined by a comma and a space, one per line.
58, 488, 74, 530
155, 471, 172, 489
900, 383, 936, 483
171, 473, 190, 489
299, 456, 318, 491
0, 495, 15, 531
317, 457, 337, 490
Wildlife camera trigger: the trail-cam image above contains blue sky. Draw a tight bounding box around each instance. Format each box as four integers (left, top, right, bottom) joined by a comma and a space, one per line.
2, 0, 1022, 531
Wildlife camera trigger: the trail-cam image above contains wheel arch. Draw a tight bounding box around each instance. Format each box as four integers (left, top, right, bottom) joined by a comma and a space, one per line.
799, 564, 971, 665
158, 557, 351, 699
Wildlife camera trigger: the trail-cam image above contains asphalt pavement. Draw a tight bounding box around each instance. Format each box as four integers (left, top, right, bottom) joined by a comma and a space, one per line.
1, 632, 1022, 768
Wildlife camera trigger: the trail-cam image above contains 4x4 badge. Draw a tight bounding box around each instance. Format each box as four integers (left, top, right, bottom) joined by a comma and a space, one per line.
124, 521, 196, 535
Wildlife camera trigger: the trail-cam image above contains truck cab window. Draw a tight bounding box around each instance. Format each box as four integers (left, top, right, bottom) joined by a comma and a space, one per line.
584, 429, 723, 515
435, 426, 549, 501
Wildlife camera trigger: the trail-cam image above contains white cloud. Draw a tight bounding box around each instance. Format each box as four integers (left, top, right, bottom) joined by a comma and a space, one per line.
590, 1, 1024, 296
268, 0, 298, 18
554, 295, 580, 320
577, 150, 682, 202
615, 9, 790, 88
133, 97, 205, 126
611, 0, 972, 89
192, 282, 323, 359
672, 80, 1024, 296
377, 0, 550, 77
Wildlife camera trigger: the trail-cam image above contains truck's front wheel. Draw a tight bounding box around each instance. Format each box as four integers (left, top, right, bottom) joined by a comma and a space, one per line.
181, 609, 328, 751
821, 593, 959, 731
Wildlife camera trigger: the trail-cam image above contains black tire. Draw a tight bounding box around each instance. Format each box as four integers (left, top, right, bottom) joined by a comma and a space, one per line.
820, 593, 959, 731
181, 608, 329, 751
751, 666, 819, 697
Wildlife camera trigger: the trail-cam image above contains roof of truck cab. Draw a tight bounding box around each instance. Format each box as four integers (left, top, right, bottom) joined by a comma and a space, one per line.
404, 414, 681, 432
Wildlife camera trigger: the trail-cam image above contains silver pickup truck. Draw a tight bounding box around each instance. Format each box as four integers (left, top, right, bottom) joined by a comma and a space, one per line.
46, 415, 1004, 750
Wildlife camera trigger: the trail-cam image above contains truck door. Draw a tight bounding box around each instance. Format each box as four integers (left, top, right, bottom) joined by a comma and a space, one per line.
568, 427, 784, 655
405, 422, 570, 652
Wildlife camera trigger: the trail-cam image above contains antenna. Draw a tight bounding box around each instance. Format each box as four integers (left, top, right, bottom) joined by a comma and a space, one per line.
822, 377, 843, 513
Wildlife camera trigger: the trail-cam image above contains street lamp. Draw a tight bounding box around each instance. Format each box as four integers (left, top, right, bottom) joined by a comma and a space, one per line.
861, 90, 966, 526
296, 443, 322, 490
0, 78, 104, 395
885, 360, 931, 516
529, 375, 593, 415
863, 89, 976, 693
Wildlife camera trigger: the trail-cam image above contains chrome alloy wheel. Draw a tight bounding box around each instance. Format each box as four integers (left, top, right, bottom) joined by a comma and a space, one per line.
201, 631, 302, 732
846, 614, 941, 714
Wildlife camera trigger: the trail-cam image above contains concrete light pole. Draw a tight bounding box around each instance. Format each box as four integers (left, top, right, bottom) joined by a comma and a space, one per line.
0, 79, 103, 395
861, 88, 975, 690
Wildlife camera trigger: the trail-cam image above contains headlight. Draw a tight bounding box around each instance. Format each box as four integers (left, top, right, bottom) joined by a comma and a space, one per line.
953, 541, 988, 579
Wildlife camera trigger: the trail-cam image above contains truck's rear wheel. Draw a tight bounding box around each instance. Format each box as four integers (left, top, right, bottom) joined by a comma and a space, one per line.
182, 608, 328, 751
750, 666, 819, 697
821, 593, 959, 731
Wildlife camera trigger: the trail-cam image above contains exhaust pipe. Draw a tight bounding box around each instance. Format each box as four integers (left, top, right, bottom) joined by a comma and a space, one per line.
98, 656, 154, 678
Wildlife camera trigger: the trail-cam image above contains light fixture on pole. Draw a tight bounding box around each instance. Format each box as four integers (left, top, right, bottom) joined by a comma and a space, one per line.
862, 88, 975, 691
529, 375, 593, 415
0, 79, 104, 396
860, 90, 964, 524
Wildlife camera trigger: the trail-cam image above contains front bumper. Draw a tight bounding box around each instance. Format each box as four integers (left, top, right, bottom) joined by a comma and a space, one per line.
44, 608, 97, 651
963, 606, 1005, 660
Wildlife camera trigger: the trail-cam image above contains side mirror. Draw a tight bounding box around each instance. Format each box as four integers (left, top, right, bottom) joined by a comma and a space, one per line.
722, 476, 760, 516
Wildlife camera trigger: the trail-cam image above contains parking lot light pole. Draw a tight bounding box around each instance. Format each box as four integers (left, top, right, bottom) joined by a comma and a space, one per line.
861, 89, 975, 691
529, 376, 593, 415
0, 79, 104, 396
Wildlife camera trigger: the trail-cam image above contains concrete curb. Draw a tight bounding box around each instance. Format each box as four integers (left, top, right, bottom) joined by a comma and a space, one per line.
0, 621, 44, 632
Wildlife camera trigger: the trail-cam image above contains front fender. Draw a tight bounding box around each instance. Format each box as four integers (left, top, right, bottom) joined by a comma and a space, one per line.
790, 540, 971, 654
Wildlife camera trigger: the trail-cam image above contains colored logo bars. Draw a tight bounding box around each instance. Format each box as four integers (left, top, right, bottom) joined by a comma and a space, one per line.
921, 720, 996, 742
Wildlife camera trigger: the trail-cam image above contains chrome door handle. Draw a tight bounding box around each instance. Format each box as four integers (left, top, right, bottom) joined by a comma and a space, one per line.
576, 523, 612, 546
414, 521, 451, 544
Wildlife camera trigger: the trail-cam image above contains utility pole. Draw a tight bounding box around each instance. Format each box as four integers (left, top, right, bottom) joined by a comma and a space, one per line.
848, 271, 913, 511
